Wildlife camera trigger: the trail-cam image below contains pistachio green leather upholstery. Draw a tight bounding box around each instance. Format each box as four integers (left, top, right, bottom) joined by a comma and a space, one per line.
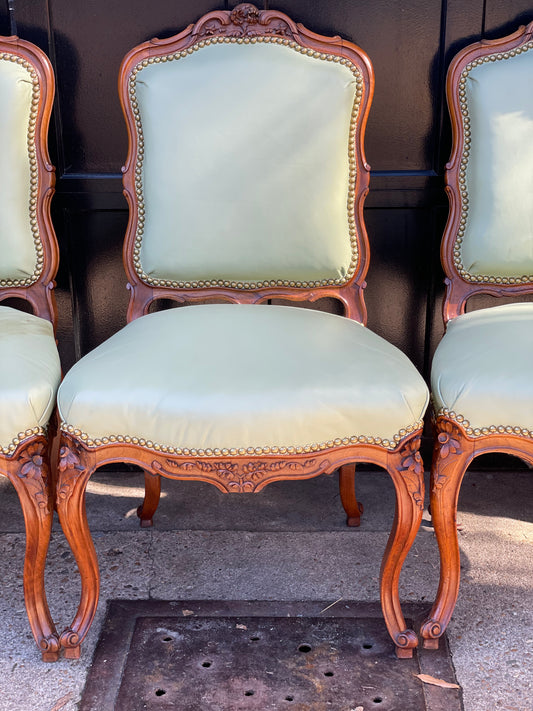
58, 305, 429, 453
132, 42, 359, 286
0, 58, 39, 283
458, 46, 533, 279
432, 302, 533, 433
0, 306, 61, 453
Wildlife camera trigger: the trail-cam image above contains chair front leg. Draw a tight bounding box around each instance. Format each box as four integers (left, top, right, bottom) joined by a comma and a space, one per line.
7, 438, 60, 661
421, 420, 473, 649
56, 439, 99, 659
380, 436, 425, 658
137, 469, 161, 527
338, 463, 363, 526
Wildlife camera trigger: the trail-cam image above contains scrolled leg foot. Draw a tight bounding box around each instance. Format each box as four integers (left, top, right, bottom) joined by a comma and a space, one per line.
420, 618, 443, 649
394, 629, 418, 658
60, 627, 81, 659
40, 633, 61, 662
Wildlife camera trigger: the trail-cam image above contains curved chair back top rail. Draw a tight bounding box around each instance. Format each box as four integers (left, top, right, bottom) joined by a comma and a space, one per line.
441, 21, 533, 323
118, 3, 374, 324
0, 36, 58, 328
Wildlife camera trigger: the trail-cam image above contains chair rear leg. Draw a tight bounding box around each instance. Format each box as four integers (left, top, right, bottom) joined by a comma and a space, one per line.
137, 470, 161, 527
380, 437, 425, 658
56, 441, 99, 659
339, 463, 363, 526
421, 424, 472, 649
7, 440, 60, 661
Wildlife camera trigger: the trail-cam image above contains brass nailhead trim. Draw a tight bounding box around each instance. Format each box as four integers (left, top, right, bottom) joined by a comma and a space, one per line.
0, 54, 43, 288
453, 41, 533, 285
0, 426, 45, 455
437, 407, 533, 440
128, 38, 363, 290
60, 419, 424, 454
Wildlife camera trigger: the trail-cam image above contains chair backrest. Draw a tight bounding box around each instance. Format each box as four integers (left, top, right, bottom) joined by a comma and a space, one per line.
0, 36, 58, 326
441, 22, 533, 322
119, 3, 374, 323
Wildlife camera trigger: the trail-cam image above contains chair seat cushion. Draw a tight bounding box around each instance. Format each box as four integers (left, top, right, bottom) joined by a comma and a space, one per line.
0, 306, 61, 453
58, 304, 429, 454
432, 302, 533, 434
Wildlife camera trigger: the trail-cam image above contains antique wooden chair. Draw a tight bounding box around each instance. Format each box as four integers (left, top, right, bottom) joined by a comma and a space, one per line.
56, 3, 429, 659
0, 36, 61, 660
421, 22, 533, 649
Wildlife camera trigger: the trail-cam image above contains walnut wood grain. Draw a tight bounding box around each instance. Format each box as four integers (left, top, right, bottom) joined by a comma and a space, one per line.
421, 417, 533, 648
119, 3, 374, 326
57, 429, 425, 659
56, 4, 423, 660
423, 23, 533, 651
0, 36, 58, 329
441, 21, 533, 324
0, 35, 60, 661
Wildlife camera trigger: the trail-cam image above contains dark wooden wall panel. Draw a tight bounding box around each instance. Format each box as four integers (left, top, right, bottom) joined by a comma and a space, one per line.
1, 0, 533, 462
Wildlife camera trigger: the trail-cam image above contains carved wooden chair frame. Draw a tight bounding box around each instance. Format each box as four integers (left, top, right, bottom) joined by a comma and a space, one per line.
57, 3, 426, 659
420, 22, 533, 649
0, 36, 60, 660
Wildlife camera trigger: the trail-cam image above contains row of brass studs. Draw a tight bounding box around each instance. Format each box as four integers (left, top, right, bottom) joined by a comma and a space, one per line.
0, 54, 44, 288
453, 41, 533, 285
0, 426, 45, 455
128, 36, 363, 290
61, 419, 423, 454
438, 407, 533, 439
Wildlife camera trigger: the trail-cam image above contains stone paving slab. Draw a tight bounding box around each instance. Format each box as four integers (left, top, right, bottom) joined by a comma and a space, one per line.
0, 468, 531, 710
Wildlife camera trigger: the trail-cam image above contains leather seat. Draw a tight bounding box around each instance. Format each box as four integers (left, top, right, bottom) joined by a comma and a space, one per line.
432, 302, 533, 436
0, 307, 60, 454
59, 304, 428, 454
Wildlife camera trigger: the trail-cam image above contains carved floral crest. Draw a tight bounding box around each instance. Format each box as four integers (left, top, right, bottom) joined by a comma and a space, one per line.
193, 3, 293, 39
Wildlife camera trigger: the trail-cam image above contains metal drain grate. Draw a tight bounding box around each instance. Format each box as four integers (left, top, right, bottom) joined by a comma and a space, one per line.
80, 600, 462, 711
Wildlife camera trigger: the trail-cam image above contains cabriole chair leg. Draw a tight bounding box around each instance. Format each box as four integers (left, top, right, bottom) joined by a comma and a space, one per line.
6, 439, 60, 661
380, 439, 424, 658
56, 443, 99, 659
421, 421, 473, 649
339, 463, 363, 526
137, 470, 161, 527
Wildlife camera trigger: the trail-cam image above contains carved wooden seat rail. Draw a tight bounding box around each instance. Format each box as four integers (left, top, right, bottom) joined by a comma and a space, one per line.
56, 3, 429, 659
420, 21, 533, 649
0, 36, 61, 660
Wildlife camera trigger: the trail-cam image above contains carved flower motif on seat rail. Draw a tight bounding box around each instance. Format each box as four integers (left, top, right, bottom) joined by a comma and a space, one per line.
19, 442, 45, 478
436, 420, 462, 460
398, 437, 424, 511
152, 457, 325, 493
18, 442, 50, 513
